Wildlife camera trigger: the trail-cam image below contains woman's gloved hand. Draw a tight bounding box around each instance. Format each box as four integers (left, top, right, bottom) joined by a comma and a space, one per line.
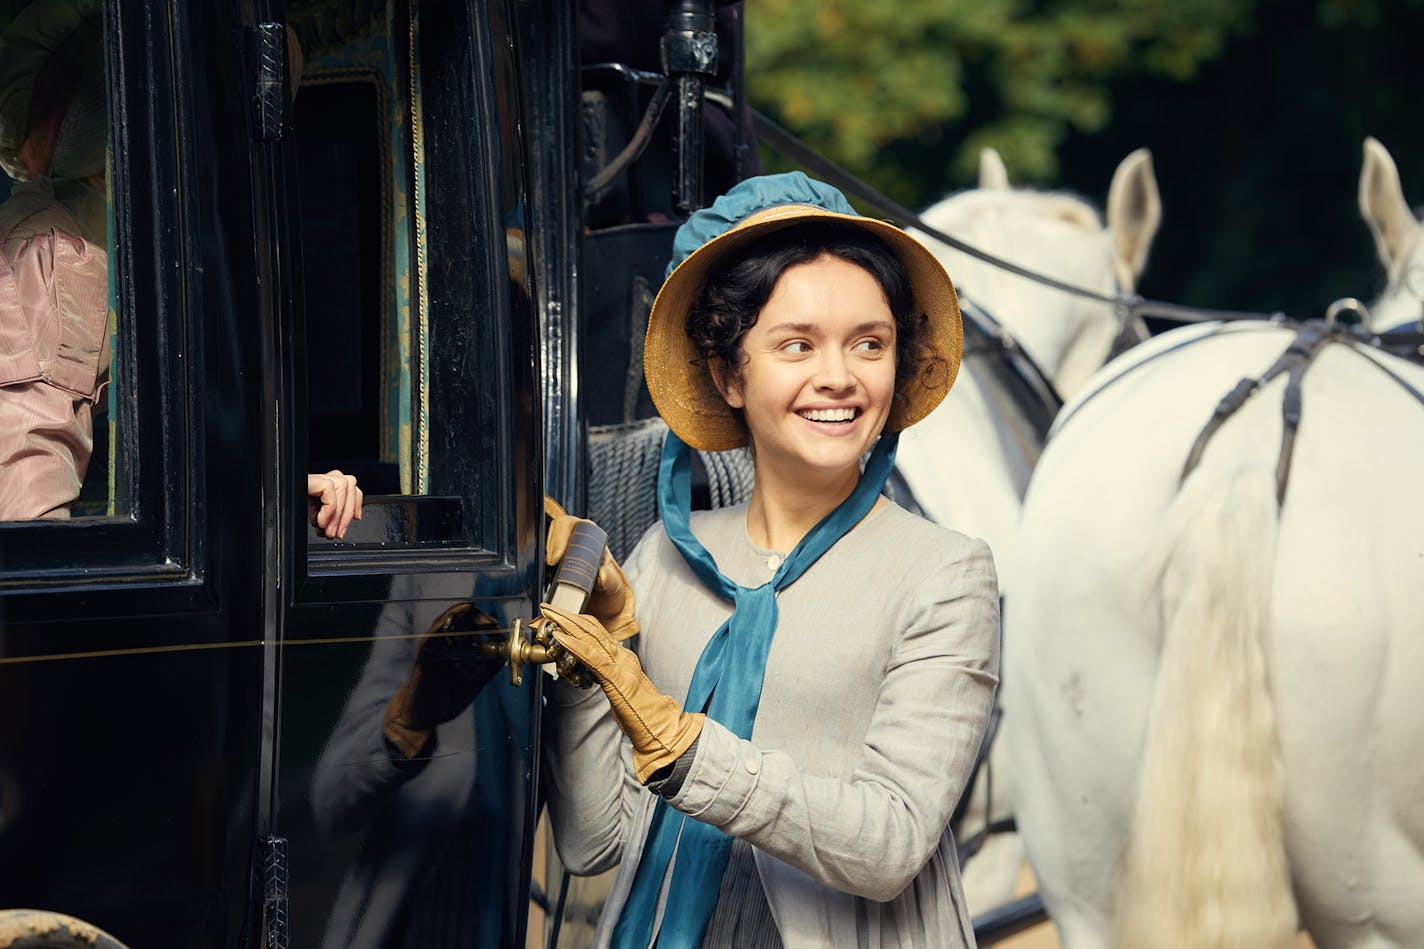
538, 603, 703, 784
544, 496, 639, 641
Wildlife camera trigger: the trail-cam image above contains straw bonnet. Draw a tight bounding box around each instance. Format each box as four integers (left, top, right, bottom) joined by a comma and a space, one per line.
644, 171, 962, 452
0, 0, 105, 183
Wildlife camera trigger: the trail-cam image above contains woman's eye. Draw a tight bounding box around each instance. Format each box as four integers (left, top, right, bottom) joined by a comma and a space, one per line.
854, 338, 886, 352
782, 340, 811, 354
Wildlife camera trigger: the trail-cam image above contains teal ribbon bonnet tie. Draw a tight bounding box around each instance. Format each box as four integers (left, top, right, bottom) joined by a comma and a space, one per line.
613, 172, 917, 948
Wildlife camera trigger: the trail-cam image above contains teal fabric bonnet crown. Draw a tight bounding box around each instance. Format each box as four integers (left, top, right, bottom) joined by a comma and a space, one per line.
666, 171, 857, 279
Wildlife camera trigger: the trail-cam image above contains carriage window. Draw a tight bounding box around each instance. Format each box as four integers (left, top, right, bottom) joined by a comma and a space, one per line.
291, 0, 525, 557
0, 0, 127, 523
289, 4, 410, 499
293, 77, 397, 494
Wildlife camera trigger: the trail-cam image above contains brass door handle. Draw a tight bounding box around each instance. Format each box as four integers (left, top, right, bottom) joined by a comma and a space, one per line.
479, 618, 592, 687
473, 518, 610, 686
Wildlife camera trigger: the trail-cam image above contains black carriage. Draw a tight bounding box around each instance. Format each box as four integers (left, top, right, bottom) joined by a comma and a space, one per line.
0, 1, 1058, 945
0, 0, 574, 945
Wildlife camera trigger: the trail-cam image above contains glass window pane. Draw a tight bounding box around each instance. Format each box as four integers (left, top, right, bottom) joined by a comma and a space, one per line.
294, 78, 398, 494
0, 0, 120, 521
290, 3, 415, 501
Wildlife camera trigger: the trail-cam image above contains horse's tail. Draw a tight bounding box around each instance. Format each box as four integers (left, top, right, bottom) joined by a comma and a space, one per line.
1112, 429, 1297, 948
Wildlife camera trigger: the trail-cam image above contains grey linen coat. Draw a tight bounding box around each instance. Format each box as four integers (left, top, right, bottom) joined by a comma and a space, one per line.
543, 500, 1000, 948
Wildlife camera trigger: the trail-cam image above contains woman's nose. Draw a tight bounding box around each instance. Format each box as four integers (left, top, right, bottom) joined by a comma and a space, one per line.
814, 351, 856, 391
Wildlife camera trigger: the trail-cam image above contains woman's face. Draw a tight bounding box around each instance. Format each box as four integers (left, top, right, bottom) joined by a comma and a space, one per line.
718, 253, 897, 484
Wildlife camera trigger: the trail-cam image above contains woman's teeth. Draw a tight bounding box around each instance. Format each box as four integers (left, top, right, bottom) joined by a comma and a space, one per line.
800, 408, 856, 422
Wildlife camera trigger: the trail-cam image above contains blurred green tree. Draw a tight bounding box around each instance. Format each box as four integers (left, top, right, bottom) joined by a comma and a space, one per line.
746, 0, 1424, 319
745, 0, 1248, 203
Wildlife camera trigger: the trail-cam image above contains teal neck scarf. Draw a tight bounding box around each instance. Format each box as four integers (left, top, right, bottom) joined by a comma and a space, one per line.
612, 430, 899, 949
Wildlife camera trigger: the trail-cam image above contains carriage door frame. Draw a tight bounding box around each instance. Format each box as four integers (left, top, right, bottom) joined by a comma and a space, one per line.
246, 0, 547, 943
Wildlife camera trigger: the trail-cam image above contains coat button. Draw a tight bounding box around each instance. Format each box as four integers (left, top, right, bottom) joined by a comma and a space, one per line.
744, 757, 759, 775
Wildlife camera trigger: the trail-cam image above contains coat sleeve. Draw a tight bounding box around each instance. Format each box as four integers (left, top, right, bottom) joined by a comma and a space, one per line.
662, 539, 1000, 901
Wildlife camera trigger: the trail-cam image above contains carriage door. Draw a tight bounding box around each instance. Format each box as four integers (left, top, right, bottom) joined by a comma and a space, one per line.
257, 1, 543, 945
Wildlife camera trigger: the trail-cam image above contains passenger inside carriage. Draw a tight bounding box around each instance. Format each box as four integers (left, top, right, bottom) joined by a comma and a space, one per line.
0, 0, 109, 521
0, 1, 363, 535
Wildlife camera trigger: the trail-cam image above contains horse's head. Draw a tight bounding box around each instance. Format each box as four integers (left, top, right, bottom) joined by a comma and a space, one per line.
913, 147, 1161, 398
1359, 136, 1424, 332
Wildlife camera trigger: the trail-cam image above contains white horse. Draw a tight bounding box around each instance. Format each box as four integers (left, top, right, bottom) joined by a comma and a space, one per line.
898, 145, 1161, 597
1002, 142, 1424, 949
894, 148, 1161, 917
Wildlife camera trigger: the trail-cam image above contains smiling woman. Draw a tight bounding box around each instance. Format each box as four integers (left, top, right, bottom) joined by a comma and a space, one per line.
538, 172, 1000, 949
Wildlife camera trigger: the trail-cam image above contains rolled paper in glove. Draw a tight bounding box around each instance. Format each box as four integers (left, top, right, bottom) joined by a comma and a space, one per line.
544, 498, 639, 640
548, 519, 607, 613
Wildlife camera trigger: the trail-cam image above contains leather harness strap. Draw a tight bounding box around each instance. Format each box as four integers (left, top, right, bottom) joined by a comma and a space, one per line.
951, 696, 1005, 865
1340, 332, 1424, 421
959, 299, 1063, 443
1178, 321, 1424, 506
1180, 322, 1333, 505
1106, 301, 1149, 363
1050, 320, 1424, 514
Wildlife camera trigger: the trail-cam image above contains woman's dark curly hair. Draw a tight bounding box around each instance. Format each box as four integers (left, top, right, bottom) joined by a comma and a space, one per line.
686, 221, 936, 414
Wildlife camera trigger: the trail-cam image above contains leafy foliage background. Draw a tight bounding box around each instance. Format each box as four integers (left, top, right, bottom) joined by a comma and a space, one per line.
746, 0, 1424, 322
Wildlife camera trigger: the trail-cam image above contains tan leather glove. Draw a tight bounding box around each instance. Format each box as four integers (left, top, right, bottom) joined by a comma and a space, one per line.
539, 603, 703, 784
544, 496, 639, 641
384, 603, 504, 758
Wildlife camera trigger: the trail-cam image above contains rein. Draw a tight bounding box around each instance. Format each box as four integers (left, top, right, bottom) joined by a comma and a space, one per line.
590, 74, 1419, 342
750, 108, 1289, 329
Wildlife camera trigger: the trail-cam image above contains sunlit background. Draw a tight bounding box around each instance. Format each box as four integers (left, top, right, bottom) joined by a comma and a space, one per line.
746, 0, 1424, 324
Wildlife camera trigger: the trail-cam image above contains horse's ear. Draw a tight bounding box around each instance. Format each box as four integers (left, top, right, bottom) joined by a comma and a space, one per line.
978, 148, 1010, 190
1106, 148, 1161, 291
1359, 136, 1416, 278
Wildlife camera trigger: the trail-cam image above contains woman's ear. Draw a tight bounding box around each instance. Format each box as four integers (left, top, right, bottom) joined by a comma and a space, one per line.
709, 358, 744, 409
